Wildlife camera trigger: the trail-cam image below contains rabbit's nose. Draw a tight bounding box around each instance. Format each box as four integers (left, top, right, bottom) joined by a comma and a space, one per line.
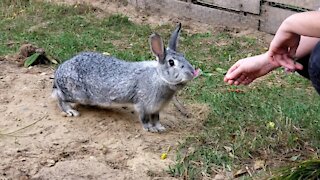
193, 68, 200, 77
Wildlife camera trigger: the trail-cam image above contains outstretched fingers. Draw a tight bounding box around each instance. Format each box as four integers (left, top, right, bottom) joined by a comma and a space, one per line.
224, 62, 245, 85
268, 51, 303, 71
233, 74, 245, 85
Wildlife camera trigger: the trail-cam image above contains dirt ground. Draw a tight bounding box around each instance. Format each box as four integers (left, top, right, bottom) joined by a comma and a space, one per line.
0, 57, 208, 180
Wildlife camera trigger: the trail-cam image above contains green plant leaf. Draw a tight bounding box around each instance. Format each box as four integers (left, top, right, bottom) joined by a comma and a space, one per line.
46, 54, 59, 64
215, 67, 227, 74
24, 53, 41, 67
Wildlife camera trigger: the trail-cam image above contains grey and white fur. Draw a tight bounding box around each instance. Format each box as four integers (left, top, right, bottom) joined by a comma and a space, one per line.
52, 23, 196, 132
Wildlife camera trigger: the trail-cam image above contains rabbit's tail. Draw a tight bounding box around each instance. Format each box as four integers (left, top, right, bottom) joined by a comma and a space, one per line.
51, 82, 59, 99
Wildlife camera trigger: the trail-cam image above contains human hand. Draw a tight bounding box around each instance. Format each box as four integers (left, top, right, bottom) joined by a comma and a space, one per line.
267, 21, 303, 71
224, 53, 278, 85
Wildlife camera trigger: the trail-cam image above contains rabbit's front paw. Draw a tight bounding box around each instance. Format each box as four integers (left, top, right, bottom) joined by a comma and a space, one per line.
143, 123, 166, 133
63, 109, 80, 117
155, 123, 166, 132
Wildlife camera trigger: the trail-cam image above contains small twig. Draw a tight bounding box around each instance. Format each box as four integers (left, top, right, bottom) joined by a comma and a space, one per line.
0, 116, 45, 137
0, 133, 30, 138
245, 166, 253, 177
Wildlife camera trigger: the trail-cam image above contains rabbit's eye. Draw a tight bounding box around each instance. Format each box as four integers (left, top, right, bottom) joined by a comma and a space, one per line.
169, 59, 175, 66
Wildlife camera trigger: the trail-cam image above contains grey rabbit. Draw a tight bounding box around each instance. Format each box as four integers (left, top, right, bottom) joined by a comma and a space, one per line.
52, 23, 198, 132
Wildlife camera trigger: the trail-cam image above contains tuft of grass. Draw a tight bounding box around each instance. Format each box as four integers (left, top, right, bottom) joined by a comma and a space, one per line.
271, 159, 320, 180
105, 14, 133, 27
168, 139, 233, 179
1, 1, 319, 179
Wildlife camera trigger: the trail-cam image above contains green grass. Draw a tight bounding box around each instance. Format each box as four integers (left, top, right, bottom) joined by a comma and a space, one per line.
0, 0, 153, 61
1, 1, 319, 179
271, 159, 320, 179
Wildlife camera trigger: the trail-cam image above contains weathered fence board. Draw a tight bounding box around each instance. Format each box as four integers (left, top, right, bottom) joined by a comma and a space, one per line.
260, 5, 297, 34
127, 0, 259, 29
195, 0, 261, 14
125, 0, 319, 34
267, 0, 320, 10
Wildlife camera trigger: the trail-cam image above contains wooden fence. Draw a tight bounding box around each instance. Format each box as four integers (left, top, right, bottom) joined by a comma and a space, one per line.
127, 0, 320, 34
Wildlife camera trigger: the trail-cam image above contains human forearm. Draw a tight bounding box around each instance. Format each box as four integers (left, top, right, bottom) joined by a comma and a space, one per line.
280, 11, 320, 38
267, 11, 320, 70
296, 36, 320, 58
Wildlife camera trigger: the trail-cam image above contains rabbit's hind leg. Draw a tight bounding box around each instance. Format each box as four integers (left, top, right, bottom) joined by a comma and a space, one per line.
57, 98, 80, 117
53, 86, 80, 117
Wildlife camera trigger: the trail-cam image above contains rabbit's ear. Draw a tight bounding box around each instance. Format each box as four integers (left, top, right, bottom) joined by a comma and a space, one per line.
150, 33, 166, 64
168, 23, 182, 51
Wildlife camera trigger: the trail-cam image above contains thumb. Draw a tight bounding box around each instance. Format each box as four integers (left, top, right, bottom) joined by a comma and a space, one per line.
225, 65, 243, 81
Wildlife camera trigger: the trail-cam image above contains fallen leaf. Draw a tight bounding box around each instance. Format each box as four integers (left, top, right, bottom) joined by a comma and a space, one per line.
24, 53, 40, 67
234, 168, 247, 178
160, 153, 167, 160
267, 121, 275, 129
201, 71, 214, 77
213, 174, 225, 180
224, 146, 232, 152
46, 55, 59, 64
253, 160, 265, 170
290, 154, 301, 162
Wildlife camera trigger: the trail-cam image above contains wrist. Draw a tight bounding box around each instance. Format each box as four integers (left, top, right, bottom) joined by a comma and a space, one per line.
261, 53, 280, 70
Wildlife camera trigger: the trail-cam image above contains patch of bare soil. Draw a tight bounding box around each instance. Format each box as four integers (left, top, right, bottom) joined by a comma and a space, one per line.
0, 58, 209, 179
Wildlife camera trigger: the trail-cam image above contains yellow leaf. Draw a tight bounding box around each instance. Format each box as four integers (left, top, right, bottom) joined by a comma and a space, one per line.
267, 121, 275, 129
160, 153, 167, 160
